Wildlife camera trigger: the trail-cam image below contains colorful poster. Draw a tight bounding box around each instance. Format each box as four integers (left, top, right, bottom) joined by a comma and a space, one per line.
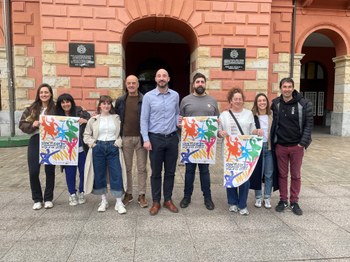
39, 115, 80, 166
223, 135, 263, 188
180, 116, 218, 164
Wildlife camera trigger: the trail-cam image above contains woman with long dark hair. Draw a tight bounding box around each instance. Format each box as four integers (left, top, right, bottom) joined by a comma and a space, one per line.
19, 83, 56, 210
250, 93, 276, 209
56, 93, 90, 206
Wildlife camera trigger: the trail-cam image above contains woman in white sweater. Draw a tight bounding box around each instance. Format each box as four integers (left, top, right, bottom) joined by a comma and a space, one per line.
84, 95, 126, 214
218, 88, 260, 215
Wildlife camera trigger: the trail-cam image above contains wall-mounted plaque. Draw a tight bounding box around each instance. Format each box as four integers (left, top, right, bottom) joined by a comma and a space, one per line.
69, 43, 95, 67
222, 48, 246, 71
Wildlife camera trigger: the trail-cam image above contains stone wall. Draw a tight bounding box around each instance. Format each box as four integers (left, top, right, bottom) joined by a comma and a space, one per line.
2, 0, 350, 136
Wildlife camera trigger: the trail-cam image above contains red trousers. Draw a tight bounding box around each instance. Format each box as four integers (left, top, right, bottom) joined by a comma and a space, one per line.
276, 144, 304, 203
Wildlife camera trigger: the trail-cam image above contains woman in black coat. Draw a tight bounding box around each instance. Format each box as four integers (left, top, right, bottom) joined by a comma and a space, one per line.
56, 93, 90, 206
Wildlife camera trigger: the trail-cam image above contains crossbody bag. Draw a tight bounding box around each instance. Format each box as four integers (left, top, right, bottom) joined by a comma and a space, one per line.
228, 110, 244, 135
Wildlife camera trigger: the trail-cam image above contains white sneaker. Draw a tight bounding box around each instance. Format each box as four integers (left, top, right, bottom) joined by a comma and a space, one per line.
69, 194, 78, 206
239, 207, 249, 216
44, 201, 54, 209
115, 203, 127, 214
33, 202, 42, 210
97, 201, 109, 212
78, 192, 86, 205
255, 198, 262, 208
264, 198, 272, 209
229, 205, 238, 212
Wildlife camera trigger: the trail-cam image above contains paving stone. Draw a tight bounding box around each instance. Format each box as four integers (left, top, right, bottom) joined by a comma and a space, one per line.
0, 131, 350, 261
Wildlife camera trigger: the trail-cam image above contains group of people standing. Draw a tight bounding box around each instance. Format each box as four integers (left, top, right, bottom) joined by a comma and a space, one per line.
19, 69, 313, 217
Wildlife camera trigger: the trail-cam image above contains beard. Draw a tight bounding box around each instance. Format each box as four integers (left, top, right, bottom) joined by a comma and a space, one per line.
194, 86, 205, 95
157, 80, 168, 88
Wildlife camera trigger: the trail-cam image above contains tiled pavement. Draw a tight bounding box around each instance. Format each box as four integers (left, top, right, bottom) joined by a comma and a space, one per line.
1, 129, 350, 261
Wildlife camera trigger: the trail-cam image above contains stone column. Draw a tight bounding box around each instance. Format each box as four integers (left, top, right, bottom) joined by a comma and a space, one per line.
292, 53, 305, 91
331, 55, 350, 136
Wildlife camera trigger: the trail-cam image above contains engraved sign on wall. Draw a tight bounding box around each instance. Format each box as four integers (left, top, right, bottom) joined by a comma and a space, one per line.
69, 43, 95, 67
222, 48, 246, 71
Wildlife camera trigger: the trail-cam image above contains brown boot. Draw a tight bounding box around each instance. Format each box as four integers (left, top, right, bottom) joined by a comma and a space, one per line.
138, 194, 148, 208
122, 193, 133, 206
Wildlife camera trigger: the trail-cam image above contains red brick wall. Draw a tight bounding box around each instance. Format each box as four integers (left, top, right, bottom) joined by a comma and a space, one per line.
269, 0, 293, 98
12, 1, 42, 94
195, 0, 272, 91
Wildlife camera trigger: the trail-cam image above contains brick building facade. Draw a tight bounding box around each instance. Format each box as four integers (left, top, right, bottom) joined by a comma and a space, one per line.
0, 0, 349, 136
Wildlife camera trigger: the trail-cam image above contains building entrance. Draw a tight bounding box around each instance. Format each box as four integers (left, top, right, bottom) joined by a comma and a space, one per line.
300, 32, 336, 127
125, 32, 191, 100
300, 61, 327, 126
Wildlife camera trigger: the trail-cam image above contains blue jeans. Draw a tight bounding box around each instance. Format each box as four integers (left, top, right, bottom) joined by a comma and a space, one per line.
184, 163, 211, 199
255, 142, 273, 199
226, 180, 250, 209
149, 132, 179, 202
65, 150, 86, 195
92, 141, 123, 198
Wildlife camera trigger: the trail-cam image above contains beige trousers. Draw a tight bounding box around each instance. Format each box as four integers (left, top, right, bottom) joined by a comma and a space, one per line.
122, 136, 148, 195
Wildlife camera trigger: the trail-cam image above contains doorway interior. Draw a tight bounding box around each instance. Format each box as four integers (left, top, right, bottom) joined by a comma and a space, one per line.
300, 32, 336, 127
125, 31, 191, 100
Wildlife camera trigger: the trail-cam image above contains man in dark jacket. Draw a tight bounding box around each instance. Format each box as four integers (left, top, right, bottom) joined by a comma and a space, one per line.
271, 77, 313, 215
115, 75, 148, 208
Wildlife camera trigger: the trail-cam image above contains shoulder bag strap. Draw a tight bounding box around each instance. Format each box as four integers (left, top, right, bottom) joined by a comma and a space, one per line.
228, 110, 244, 135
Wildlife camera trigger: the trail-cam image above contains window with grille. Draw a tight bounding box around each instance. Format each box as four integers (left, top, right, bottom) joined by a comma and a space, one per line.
317, 92, 324, 116
304, 92, 317, 116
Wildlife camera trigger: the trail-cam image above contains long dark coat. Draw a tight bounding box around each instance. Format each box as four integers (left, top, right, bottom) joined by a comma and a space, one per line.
249, 115, 279, 192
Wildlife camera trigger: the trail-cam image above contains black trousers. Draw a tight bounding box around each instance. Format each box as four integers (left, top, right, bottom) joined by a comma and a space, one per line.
149, 132, 179, 202
28, 134, 55, 203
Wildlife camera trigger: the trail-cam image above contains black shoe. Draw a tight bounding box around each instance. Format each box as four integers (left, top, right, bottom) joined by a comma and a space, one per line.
290, 202, 303, 216
180, 197, 191, 208
275, 200, 288, 212
204, 198, 215, 210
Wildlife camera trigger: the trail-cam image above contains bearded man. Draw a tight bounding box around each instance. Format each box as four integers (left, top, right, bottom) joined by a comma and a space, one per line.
140, 68, 180, 216
179, 72, 219, 210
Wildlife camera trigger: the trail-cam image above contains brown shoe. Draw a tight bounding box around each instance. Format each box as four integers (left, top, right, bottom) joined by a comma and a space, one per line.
138, 194, 148, 208
149, 202, 161, 216
122, 193, 133, 206
163, 200, 179, 213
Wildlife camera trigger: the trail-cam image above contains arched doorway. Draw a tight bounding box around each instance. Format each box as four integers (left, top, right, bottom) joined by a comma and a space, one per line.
122, 17, 198, 100
297, 27, 350, 135
300, 32, 336, 128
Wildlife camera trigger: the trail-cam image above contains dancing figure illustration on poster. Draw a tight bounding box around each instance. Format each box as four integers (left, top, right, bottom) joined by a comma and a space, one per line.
180, 116, 218, 164
39, 115, 80, 165
224, 135, 263, 187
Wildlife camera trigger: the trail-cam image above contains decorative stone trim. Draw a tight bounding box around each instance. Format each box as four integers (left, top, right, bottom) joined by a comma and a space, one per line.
331, 55, 350, 136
